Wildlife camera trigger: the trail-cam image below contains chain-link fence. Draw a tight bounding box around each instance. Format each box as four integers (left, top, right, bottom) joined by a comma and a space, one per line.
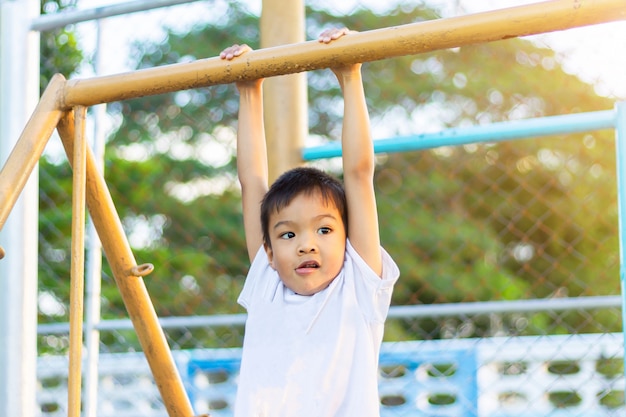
33, 0, 625, 416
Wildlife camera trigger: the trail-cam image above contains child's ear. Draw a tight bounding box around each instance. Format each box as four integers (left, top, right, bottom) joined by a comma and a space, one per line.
264, 242, 275, 269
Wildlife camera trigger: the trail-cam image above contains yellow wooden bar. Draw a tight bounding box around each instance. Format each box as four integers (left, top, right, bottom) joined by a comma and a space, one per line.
56, 112, 194, 417
62, 0, 626, 108
68, 106, 87, 417
0, 74, 65, 231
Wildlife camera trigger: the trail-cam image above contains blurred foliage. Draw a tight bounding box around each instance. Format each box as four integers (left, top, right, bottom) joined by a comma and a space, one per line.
39, 0, 85, 93
37, 1, 621, 349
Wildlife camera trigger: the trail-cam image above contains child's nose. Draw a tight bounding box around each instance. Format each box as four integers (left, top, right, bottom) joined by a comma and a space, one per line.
298, 244, 317, 254
298, 235, 317, 253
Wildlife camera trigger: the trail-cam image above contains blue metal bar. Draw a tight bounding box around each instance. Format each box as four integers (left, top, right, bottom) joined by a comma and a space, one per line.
614, 101, 626, 387
303, 109, 616, 160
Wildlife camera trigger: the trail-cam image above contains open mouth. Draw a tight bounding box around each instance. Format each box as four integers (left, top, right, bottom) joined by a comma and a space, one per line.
297, 261, 320, 270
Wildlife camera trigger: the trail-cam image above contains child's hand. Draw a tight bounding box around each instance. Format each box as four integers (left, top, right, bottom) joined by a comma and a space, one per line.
318, 27, 355, 44
220, 43, 262, 90
220, 43, 252, 60
318, 28, 361, 79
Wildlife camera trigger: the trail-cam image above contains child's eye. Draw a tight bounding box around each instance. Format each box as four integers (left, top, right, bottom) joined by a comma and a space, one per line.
317, 227, 332, 235
279, 231, 295, 239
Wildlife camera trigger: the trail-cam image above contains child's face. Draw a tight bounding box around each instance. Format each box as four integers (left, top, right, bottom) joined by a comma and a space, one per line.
264, 190, 346, 296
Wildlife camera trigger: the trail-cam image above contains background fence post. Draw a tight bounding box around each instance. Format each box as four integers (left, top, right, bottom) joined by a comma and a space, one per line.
613, 100, 626, 381
0, 1, 41, 417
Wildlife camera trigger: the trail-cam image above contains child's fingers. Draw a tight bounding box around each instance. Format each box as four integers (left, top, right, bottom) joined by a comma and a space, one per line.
318, 29, 338, 43
220, 44, 252, 60
318, 27, 352, 43
234, 44, 252, 56
333, 27, 351, 39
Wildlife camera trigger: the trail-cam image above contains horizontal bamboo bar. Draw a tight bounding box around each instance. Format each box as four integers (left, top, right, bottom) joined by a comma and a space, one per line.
62, 0, 626, 107
0, 74, 65, 231
56, 112, 194, 417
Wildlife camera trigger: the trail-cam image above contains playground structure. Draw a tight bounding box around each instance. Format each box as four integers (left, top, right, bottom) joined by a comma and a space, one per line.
1, 0, 626, 416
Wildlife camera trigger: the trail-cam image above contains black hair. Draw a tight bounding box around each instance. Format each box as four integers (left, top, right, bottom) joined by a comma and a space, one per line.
260, 166, 348, 248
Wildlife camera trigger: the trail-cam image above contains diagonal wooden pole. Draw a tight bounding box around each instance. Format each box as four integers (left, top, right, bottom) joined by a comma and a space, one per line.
0, 73, 65, 232
61, 0, 626, 108
57, 111, 195, 417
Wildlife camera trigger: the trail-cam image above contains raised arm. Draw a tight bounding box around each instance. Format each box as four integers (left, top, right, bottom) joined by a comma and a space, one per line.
319, 29, 383, 277
221, 44, 267, 262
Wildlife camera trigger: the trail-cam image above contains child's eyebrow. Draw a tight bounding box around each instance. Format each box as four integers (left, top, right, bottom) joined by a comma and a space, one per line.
314, 213, 340, 222
272, 213, 339, 230
272, 220, 294, 230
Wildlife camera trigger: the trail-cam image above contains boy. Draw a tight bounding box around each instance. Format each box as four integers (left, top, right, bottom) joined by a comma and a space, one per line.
220, 27, 399, 417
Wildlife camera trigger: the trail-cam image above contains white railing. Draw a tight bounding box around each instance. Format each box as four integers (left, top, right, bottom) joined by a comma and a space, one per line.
37, 333, 624, 417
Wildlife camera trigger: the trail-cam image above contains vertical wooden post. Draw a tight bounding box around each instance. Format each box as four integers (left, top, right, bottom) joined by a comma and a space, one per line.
260, 0, 307, 182
68, 106, 87, 417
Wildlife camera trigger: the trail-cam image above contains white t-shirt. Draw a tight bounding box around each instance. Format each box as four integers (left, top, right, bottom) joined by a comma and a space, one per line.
234, 239, 399, 417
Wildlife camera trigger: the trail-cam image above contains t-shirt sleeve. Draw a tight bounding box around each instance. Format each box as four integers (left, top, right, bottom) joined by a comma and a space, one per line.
237, 245, 272, 311
345, 240, 400, 323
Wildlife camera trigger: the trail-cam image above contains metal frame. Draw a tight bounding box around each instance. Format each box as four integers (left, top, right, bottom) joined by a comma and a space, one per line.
1, 1, 625, 416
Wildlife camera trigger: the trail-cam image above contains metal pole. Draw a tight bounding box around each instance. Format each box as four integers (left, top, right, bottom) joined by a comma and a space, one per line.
68, 105, 87, 417
303, 109, 617, 159
31, 0, 203, 32
60, 0, 626, 107
56, 112, 194, 417
34, 294, 625, 334
0, 2, 41, 416
83, 20, 107, 417
260, 0, 307, 181
614, 101, 626, 390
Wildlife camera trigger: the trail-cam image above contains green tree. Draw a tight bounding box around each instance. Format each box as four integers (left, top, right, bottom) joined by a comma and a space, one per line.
37, 0, 84, 329
37, 1, 620, 347
39, 0, 84, 92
